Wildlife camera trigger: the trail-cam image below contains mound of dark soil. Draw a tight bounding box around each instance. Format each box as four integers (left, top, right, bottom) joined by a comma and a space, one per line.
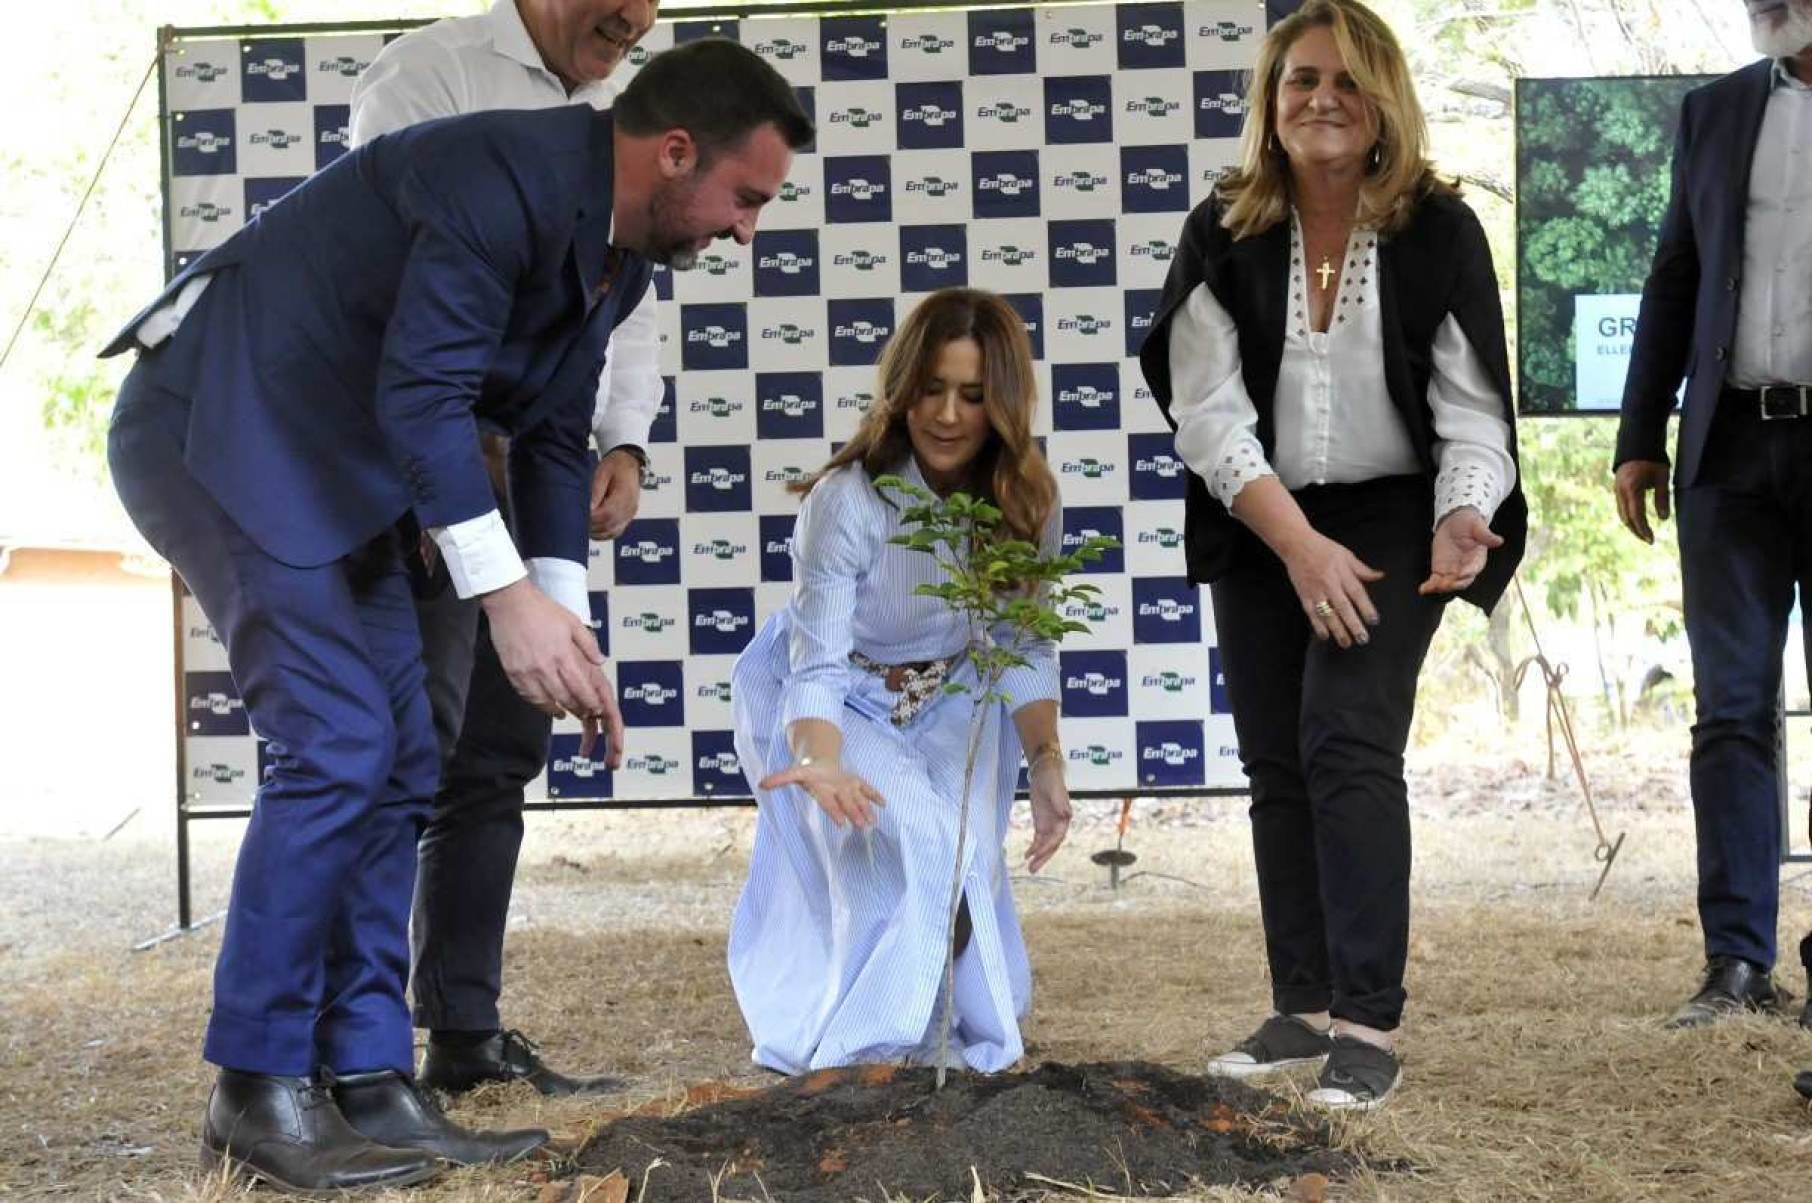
570, 1060, 1357, 1201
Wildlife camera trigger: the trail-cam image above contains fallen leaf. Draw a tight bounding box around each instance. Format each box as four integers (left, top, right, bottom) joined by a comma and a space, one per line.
1289, 1171, 1329, 1202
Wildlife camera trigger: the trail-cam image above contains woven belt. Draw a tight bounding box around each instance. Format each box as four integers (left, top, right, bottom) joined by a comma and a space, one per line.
850, 650, 960, 727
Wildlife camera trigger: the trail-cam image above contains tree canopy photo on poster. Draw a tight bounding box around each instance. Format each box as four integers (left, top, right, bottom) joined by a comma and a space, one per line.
1515, 75, 1709, 415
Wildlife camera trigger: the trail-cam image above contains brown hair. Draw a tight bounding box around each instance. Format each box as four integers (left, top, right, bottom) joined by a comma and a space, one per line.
797, 288, 1055, 546
1216, 0, 1447, 239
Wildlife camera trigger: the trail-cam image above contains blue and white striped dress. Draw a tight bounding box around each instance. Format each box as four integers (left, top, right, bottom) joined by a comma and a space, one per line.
728, 458, 1060, 1074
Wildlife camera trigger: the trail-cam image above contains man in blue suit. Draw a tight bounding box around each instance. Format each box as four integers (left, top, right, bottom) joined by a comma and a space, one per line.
104, 39, 811, 1195
1614, 0, 1812, 1035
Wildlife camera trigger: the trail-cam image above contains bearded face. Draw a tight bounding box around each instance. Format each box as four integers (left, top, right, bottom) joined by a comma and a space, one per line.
1746, 0, 1812, 57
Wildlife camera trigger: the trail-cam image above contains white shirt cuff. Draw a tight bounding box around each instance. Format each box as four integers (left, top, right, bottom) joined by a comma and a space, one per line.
527, 556, 591, 622
429, 509, 526, 600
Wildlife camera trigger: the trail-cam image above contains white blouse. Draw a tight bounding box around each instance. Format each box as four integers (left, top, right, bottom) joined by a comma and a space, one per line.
1168, 214, 1512, 528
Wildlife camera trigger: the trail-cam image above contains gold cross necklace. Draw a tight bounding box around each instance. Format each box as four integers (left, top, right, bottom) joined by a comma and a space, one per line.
1315, 257, 1336, 291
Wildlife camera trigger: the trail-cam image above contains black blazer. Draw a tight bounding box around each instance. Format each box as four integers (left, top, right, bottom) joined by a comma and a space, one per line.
1137, 188, 1527, 613
1615, 59, 1776, 487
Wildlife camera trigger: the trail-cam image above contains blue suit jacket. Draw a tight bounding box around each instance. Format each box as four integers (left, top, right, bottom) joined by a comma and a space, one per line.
1615, 59, 1775, 487
105, 105, 652, 569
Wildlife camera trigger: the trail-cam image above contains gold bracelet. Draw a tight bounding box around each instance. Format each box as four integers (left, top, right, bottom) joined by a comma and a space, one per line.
1026, 740, 1064, 776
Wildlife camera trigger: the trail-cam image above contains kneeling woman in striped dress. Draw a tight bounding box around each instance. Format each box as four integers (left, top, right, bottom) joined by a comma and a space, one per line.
727, 287, 1073, 1074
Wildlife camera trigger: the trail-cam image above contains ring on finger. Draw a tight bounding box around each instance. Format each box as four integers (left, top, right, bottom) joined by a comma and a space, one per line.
1313, 600, 1335, 618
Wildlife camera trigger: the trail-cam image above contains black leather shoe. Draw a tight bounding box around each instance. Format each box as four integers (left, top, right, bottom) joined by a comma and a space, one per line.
200, 1068, 441, 1195
419, 1029, 624, 1097
1664, 956, 1787, 1029
332, 1069, 547, 1165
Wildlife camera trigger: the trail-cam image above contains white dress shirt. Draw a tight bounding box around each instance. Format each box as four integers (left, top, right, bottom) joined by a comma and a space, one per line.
1168, 213, 1512, 529
349, 0, 662, 617
1732, 58, 1812, 389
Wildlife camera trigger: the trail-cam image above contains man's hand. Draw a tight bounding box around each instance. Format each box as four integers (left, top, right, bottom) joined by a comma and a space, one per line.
1419, 506, 1505, 596
589, 449, 644, 540
480, 579, 625, 769
1614, 460, 1672, 544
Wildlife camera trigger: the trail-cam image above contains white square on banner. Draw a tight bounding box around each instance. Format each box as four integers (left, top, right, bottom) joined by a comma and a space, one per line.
821, 225, 903, 297
969, 219, 1048, 295
238, 102, 315, 179
964, 74, 1042, 151
1031, 362, 1056, 435
1124, 500, 1190, 575
1054, 574, 1132, 650
889, 10, 969, 81
168, 176, 246, 252
816, 80, 895, 154
675, 372, 757, 445
1189, 136, 1241, 195
756, 582, 795, 628
610, 585, 688, 659
307, 34, 385, 103
669, 242, 753, 304
1121, 211, 1187, 291
823, 365, 881, 440
687, 655, 741, 730
771, 153, 826, 229
894, 150, 971, 224
753, 440, 832, 512
1049, 432, 1129, 507
635, 445, 685, 520
182, 597, 230, 673
1129, 643, 1214, 721
746, 16, 823, 84
613, 728, 693, 800
1038, 5, 1117, 74
682, 513, 762, 589
1116, 72, 1194, 143
166, 41, 241, 110
1121, 361, 1170, 433
1046, 287, 1127, 363
186, 736, 262, 804
1204, 714, 1243, 788
1041, 144, 1120, 220
750, 297, 829, 372
1055, 718, 1134, 792
1186, 0, 1264, 69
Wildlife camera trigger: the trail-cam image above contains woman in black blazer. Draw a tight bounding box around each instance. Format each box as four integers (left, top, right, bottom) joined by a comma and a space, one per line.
1139, 0, 1524, 1111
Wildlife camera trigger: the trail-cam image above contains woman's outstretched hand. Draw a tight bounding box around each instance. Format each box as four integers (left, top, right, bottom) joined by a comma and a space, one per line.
761, 758, 886, 829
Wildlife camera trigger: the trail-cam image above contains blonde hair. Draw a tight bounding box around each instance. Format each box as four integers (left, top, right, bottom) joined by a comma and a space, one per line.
797, 288, 1056, 546
1217, 0, 1446, 239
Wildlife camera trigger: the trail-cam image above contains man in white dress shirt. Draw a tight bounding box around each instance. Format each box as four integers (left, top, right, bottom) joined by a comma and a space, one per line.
350, 0, 661, 1096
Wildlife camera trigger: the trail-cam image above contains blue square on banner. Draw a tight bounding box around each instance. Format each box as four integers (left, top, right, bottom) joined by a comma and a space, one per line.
1061, 650, 1130, 717
675, 19, 737, 43
970, 150, 1041, 219
620, 660, 686, 728
693, 730, 752, 796
1045, 76, 1114, 145
1062, 507, 1125, 575
1137, 720, 1206, 787
244, 177, 303, 222
896, 81, 965, 149
653, 265, 673, 301
1124, 287, 1162, 357
1128, 433, 1188, 500
760, 514, 797, 582
241, 38, 307, 103
650, 377, 677, 444
968, 8, 1036, 74
756, 372, 825, 439
614, 518, 682, 586
1196, 70, 1249, 139
1048, 219, 1118, 288
684, 446, 754, 513
313, 104, 351, 170
1003, 293, 1044, 360
900, 225, 969, 291
753, 230, 821, 297
185, 671, 250, 736
829, 299, 896, 366
690, 588, 758, 655
822, 14, 888, 79
172, 110, 237, 176
547, 733, 613, 798
1121, 145, 1191, 213
1132, 577, 1204, 643
824, 155, 892, 224
587, 590, 609, 657
1209, 647, 1231, 713
1051, 364, 1121, 430
1118, 2, 1187, 68
680, 303, 749, 371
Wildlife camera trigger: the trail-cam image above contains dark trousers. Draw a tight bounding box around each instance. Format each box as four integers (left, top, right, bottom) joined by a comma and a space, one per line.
1210, 475, 1447, 1032
111, 356, 436, 1076
1676, 396, 1812, 971
408, 514, 553, 1032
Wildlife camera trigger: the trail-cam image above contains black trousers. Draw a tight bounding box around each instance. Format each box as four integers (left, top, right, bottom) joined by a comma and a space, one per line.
1210, 475, 1447, 1032
408, 501, 554, 1033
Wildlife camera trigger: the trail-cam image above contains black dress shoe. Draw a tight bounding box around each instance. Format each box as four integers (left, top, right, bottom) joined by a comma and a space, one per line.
200, 1068, 442, 1195
419, 1029, 624, 1097
332, 1069, 548, 1165
1664, 955, 1786, 1029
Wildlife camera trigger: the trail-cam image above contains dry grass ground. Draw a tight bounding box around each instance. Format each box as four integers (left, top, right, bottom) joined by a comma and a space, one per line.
6, 740, 1812, 1201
